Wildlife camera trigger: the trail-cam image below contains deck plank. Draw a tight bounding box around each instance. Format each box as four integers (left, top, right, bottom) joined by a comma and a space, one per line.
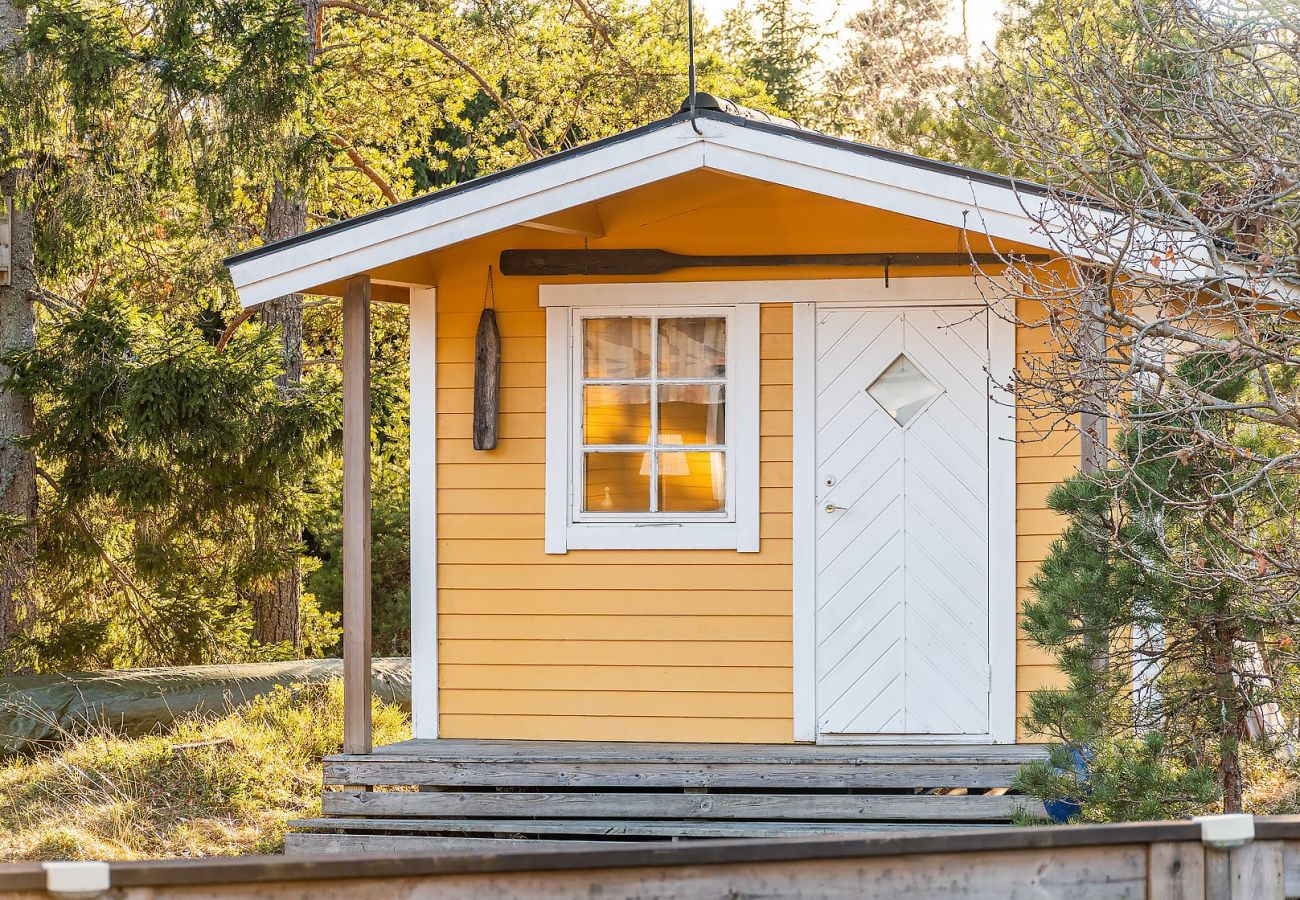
285, 833, 628, 855
323, 760, 1028, 788
322, 789, 1033, 821
291, 817, 1007, 838
354, 738, 1048, 765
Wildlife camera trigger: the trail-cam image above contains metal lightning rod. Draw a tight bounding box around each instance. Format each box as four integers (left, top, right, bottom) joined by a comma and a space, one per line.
687, 0, 701, 133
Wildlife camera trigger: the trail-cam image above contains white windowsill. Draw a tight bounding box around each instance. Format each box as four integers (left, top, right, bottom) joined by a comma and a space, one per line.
563, 521, 743, 551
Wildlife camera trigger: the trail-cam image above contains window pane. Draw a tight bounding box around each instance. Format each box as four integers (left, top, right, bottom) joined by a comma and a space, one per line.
584, 452, 650, 512
866, 354, 942, 426
658, 384, 725, 445
585, 318, 650, 379
658, 451, 725, 513
583, 385, 651, 445
658, 317, 726, 377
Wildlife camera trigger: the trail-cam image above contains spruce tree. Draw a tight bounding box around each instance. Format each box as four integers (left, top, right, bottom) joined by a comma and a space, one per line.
717, 0, 827, 123
0, 0, 37, 670
3, 293, 339, 668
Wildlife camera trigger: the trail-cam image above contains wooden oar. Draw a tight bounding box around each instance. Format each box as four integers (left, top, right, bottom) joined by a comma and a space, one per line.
499, 248, 1051, 277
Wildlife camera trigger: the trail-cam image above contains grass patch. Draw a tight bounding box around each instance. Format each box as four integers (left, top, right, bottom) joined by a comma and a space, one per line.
0, 681, 409, 860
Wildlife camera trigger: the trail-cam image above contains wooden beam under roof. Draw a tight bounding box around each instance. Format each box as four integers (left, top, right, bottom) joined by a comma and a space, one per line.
521, 205, 605, 238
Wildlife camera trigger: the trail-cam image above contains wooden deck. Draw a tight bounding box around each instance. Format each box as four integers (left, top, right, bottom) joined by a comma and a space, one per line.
289, 739, 1050, 854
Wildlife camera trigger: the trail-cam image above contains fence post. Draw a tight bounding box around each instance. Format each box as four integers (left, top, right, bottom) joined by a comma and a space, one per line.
1193, 814, 1284, 900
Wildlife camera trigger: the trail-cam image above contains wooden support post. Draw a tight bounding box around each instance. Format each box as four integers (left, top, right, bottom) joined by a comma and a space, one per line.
342, 274, 372, 756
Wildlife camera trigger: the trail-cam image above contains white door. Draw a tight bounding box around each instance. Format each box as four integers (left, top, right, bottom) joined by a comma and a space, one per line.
814, 306, 991, 738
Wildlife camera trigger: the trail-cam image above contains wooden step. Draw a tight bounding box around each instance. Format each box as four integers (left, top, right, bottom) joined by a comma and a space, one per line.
322, 789, 1030, 822
352, 739, 1049, 766
324, 759, 1027, 789
285, 833, 637, 855
290, 817, 1008, 839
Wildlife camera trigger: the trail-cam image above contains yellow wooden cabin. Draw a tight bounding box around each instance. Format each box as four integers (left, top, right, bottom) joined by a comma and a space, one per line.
225, 96, 1084, 848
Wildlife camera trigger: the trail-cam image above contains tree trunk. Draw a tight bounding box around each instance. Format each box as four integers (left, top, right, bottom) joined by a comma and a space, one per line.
253, 184, 307, 648
251, 0, 321, 649
0, 2, 37, 671
261, 184, 307, 388
1211, 621, 1246, 813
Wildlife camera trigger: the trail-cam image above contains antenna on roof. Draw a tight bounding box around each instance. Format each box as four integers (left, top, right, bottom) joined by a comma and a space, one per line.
686, 0, 702, 134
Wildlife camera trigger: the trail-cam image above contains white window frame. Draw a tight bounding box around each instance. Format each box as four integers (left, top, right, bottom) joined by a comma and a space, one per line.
545, 295, 760, 553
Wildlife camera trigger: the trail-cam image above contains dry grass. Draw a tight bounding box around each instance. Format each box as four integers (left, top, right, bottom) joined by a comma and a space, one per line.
0, 681, 409, 860
1244, 747, 1300, 816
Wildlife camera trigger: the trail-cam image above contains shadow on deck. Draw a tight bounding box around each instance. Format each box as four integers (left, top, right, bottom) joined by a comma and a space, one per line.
288, 739, 1050, 854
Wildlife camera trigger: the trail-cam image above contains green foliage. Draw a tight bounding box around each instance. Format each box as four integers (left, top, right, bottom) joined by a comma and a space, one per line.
1020, 351, 1300, 817
1015, 735, 1219, 823
824, 0, 966, 148
716, 0, 829, 123
307, 466, 411, 657
2, 0, 781, 669
1, 294, 339, 669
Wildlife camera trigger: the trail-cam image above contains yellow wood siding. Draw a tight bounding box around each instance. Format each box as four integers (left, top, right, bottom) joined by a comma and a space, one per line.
436, 235, 793, 742
1014, 298, 1077, 738
428, 175, 1069, 743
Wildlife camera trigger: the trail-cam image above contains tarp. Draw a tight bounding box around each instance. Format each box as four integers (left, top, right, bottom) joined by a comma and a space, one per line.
0, 657, 411, 755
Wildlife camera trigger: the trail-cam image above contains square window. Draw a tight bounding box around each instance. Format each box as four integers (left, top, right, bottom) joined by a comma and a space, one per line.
658, 317, 726, 377
549, 302, 757, 553
867, 354, 942, 426
658, 384, 725, 445
583, 384, 651, 445
576, 314, 729, 517
658, 450, 725, 512
584, 452, 650, 512
584, 317, 650, 379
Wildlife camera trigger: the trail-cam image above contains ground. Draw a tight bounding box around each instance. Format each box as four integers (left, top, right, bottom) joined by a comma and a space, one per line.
0, 682, 409, 860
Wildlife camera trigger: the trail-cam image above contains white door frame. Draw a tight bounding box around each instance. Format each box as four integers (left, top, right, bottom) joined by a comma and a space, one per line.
791, 278, 1017, 745
409, 286, 439, 739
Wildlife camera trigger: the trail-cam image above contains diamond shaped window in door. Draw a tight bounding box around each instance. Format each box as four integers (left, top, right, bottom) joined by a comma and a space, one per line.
867, 354, 942, 426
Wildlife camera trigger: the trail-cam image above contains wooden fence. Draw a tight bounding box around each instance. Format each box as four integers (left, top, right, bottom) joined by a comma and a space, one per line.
4, 816, 1300, 899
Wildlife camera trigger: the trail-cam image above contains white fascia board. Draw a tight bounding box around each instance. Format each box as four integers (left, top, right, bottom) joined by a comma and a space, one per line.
713, 126, 1291, 295
235, 116, 1281, 309
229, 124, 708, 306
699, 127, 1061, 250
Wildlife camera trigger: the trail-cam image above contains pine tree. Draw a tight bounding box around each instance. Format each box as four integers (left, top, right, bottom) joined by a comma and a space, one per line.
1017, 352, 1300, 816
254, 0, 323, 649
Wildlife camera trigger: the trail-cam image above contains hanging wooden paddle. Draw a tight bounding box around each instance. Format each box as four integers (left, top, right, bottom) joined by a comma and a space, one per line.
499, 249, 1051, 276
473, 267, 500, 451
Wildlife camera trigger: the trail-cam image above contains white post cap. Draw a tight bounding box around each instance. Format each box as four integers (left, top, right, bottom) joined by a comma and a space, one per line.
41, 861, 111, 894
1193, 813, 1255, 849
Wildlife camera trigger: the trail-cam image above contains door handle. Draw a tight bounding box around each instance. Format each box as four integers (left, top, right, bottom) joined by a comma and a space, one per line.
825, 503, 848, 513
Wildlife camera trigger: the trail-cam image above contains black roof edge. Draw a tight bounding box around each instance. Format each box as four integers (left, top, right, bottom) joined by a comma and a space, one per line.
224, 107, 1060, 272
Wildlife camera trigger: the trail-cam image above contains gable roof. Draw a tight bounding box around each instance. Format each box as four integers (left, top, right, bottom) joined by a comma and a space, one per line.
225, 101, 1080, 307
